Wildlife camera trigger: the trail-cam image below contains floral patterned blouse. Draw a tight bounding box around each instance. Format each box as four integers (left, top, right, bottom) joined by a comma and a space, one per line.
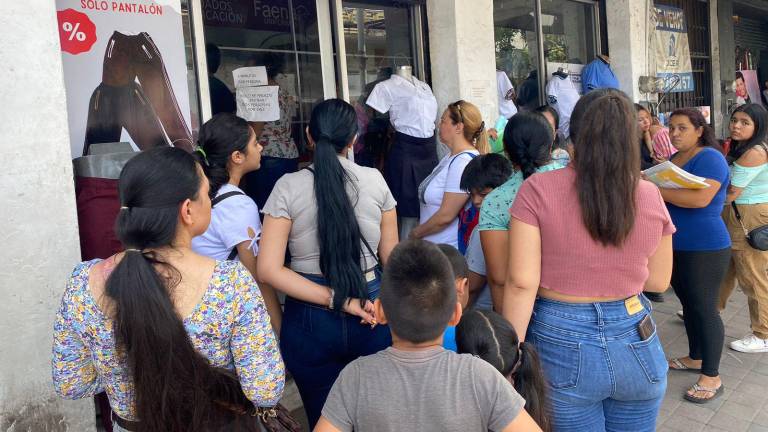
260, 87, 298, 159
478, 161, 565, 231
52, 259, 284, 421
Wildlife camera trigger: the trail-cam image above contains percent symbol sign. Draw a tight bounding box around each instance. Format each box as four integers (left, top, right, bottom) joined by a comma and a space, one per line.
62, 22, 86, 42
56, 9, 97, 55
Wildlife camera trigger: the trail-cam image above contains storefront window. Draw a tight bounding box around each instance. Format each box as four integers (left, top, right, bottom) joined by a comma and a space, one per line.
493, 0, 539, 109
201, 0, 323, 153
493, 0, 598, 110
540, 0, 597, 88
339, 1, 417, 167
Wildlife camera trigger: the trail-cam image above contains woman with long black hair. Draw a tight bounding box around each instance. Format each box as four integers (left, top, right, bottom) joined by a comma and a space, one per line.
719, 103, 768, 353
53, 147, 284, 431
191, 113, 282, 333
258, 99, 398, 428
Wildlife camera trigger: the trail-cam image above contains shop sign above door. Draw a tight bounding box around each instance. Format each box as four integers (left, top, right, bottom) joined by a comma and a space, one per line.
203, 0, 316, 33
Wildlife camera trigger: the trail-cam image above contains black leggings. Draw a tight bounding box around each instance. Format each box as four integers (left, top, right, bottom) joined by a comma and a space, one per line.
671, 248, 731, 377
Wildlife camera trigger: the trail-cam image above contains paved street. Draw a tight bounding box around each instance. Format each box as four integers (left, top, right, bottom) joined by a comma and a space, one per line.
281, 287, 768, 432
656, 288, 768, 432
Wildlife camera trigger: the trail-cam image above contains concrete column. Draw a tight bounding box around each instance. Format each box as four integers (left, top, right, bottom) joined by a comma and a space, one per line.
606, 0, 650, 101
710, 0, 724, 137
426, 0, 499, 145
0, 0, 94, 430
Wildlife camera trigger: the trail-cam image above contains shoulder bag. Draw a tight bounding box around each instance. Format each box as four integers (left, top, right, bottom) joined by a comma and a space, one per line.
731, 202, 768, 251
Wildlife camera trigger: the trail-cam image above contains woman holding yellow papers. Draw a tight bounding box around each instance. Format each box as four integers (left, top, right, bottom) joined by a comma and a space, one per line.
659, 108, 731, 404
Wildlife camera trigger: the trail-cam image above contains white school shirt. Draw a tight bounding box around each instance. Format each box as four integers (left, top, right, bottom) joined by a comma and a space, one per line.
366, 75, 438, 138
497, 71, 518, 119
546, 75, 580, 139
192, 184, 261, 261
420, 151, 478, 247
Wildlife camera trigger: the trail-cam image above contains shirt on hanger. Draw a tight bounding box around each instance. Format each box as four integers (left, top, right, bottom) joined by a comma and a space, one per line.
366, 74, 438, 138
496, 71, 518, 119
581, 59, 619, 94
546, 74, 580, 139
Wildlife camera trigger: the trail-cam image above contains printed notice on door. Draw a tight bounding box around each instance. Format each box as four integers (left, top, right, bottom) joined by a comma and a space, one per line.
236, 86, 280, 122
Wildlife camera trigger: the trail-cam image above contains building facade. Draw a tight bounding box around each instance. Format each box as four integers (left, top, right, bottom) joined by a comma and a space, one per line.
0, 0, 760, 428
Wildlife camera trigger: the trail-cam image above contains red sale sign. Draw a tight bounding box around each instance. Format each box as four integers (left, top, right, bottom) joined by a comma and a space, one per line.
57, 9, 97, 55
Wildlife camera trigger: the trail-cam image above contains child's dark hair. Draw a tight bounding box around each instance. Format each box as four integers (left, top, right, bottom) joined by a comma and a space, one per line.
380, 240, 456, 343
503, 112, 554, 179
436, 244, 468, 279
196, 113, 253, 198
459, 153, 513, 192
456, 310, 550, 432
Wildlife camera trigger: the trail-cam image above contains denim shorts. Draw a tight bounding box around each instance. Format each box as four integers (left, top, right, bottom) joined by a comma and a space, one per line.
528, 294, 667, 432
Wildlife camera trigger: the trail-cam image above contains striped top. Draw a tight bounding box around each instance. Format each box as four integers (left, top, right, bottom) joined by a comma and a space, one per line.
510, 166, 676, 297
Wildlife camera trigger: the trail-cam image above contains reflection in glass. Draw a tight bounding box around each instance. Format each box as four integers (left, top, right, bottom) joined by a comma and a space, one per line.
202, 0, 324, 209
493, 0, 539, 110
540, 0, 597, 78
341, 1, 415, 168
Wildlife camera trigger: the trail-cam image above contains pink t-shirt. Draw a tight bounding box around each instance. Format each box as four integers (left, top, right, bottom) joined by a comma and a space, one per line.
510, 166, 676, 297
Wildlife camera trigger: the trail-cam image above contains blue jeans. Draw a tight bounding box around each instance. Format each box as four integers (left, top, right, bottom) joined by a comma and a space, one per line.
279, 272, 391, 429
528, 295, 667, 432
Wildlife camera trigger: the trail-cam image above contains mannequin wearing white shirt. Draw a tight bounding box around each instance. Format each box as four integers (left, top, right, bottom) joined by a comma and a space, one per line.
366, 65, 439, 239
546, 69, 580, 140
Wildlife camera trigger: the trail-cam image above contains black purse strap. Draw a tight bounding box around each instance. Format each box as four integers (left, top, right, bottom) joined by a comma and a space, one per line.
211, 190, 246, 260
212, 190, 245, 207
731, 201, 751, 237
303, 166, 381, 267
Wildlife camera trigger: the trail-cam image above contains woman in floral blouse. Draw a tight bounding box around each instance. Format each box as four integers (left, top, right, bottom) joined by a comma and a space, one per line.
52, 147, 284, 431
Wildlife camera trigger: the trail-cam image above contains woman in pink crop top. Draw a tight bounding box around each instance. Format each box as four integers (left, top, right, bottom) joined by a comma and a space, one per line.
503, 89, 674, 432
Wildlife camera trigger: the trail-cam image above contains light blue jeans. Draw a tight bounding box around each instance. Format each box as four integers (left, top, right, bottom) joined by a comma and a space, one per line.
528, 295, 667, 432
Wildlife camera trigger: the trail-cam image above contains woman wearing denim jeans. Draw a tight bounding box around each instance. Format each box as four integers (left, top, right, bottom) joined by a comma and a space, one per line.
258, 99, 398, 429
503, 89, 674, 432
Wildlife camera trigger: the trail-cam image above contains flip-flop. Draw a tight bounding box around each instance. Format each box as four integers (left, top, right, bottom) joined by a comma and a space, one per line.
668, 358, 701, 373
684, 383, 724, 404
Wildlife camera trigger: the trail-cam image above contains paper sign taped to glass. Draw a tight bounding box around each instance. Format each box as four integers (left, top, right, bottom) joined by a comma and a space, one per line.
642, 161, 710, 189
236, 85, 280, 122
233, 67, 269, 89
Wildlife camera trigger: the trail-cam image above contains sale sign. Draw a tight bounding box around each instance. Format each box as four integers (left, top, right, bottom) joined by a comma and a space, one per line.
56, 0, 193, 157
56, 9, 98, 54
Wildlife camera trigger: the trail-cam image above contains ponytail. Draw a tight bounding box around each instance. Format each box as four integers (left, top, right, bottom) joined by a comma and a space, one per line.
514, 342, 550, 432
110, 148, 257, 431
309, 99, 368, 310
503, 112, 554, 179
448, 100, 490, 154
196, 113, 253, 198
456, 310, 550, 432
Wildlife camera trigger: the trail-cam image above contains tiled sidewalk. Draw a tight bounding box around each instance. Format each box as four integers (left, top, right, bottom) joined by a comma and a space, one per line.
282, 288, 768, 432
655, 288, 768, 432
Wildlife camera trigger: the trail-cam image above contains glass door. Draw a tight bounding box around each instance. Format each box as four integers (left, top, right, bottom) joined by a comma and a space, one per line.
333, 0, 424, 167
195, 0, 328, 155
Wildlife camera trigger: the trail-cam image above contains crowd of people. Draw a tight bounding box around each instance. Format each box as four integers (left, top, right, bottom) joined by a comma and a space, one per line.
52, 81, 768, 431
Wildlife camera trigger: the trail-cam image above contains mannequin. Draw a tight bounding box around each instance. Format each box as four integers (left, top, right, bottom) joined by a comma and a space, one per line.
396, 65, 414, 84
546, 68, 579, 139
366, 65, 438, 238
581, 54, 619, 93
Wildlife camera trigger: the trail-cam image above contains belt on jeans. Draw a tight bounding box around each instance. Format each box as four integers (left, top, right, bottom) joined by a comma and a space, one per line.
112, 413, 140, 431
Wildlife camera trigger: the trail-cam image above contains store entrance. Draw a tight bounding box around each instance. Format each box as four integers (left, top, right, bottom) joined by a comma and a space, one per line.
201, 0, 325, 156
